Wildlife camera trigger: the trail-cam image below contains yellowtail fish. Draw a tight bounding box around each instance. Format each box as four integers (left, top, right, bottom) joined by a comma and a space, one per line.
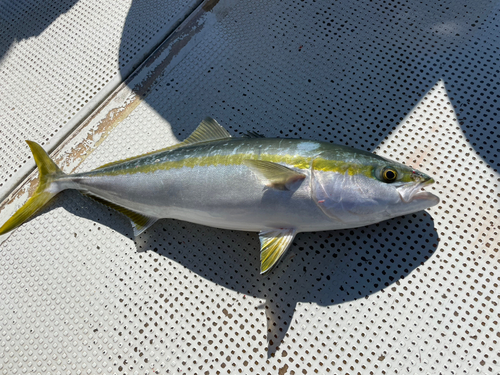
0, 118, 439, 274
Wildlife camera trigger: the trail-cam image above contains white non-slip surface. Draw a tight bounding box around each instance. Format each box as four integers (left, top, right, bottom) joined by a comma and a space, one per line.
0, 0, 201, 201
0, 0, 498, 374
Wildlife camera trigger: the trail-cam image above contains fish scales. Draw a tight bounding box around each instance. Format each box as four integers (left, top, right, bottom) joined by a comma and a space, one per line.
71, 137, 325, 232
0, 117, 439, 274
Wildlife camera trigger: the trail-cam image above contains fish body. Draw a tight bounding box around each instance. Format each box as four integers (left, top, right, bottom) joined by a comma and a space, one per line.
0, 118, 439, 273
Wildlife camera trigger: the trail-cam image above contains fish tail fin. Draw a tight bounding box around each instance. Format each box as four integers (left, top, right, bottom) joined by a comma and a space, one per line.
0, 141, 66, 235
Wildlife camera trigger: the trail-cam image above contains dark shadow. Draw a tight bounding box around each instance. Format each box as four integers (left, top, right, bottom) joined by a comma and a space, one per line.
112, 0, 497, 352
52, 188, 438, 354
110, 1, 495, 353
1, 0, 496, 173
0, 0, 79, 63
134, 210, 438, 355
38, 190, 136, 239
4, 0, 491, 357
118, 0, 498, 168
117, 0, 202, 82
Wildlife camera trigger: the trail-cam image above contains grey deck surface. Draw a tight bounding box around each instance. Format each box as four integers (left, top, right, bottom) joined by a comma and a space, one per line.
0, 0, 498, 374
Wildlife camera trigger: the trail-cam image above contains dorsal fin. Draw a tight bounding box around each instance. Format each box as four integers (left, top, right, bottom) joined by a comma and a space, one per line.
179, 116, 232, 145
93, 117, 231, 170
241, 130, 266, 138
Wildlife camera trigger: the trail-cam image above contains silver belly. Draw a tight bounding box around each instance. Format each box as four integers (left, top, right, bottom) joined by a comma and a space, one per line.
67, 164, 337, 232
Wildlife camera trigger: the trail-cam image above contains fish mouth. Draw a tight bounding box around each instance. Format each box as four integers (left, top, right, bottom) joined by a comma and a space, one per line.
397, 178, 439, 206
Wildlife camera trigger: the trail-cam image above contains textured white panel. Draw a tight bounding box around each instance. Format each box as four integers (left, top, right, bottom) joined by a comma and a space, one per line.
0, 0, 201, 201
0, 0, 499, 374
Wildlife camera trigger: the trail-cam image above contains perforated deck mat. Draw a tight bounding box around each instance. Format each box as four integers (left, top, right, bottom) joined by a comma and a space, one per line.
0, 0, 499, 374
0, 0, 201, 201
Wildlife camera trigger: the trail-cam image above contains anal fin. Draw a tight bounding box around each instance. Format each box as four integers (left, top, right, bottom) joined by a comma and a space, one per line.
259, 228, 297, 274
84, 194, 158, 236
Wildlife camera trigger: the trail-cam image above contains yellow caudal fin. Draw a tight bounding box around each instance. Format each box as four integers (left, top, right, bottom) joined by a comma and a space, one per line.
0, 141, 65, 235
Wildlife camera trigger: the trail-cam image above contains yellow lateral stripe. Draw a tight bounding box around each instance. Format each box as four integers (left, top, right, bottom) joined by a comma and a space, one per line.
92, 153, 311, 176
91, 153, 378, 178
313, 158, 374, 177
93, 117, 231, 171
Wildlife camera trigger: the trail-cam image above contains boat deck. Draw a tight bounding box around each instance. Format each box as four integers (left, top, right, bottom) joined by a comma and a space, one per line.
0, 0, 498, 373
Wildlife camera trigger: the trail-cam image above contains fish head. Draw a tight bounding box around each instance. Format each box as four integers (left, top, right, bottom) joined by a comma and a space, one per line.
311, 151, 439, 226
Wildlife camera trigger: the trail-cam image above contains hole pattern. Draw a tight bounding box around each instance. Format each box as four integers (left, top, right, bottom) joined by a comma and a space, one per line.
0, 0, 198, 193
1, 0, 499, 374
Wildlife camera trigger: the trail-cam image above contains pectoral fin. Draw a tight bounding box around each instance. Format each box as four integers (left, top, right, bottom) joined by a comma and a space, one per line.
243, 160, 305, 190
259, 228, 297, 274
84, 194, 158, 236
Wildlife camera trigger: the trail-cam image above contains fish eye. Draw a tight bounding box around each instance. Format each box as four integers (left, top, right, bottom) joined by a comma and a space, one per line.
382, 168, 398, 183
